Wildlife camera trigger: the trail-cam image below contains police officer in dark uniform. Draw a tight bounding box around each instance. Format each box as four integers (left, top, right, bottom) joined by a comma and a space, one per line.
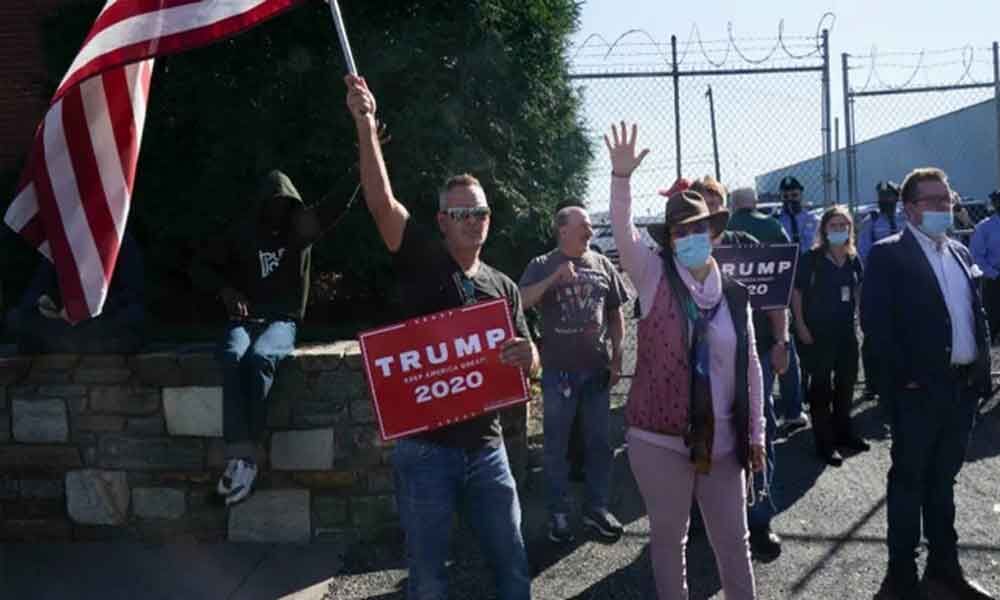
776, 176, 819, 255
858, 181, 902, 264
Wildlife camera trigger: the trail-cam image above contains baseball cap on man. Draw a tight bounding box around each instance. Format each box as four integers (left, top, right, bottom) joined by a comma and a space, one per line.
779, 176, 803, 192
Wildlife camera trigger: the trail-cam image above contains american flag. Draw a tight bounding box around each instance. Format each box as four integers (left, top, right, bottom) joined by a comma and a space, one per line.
4, 0, 301, 323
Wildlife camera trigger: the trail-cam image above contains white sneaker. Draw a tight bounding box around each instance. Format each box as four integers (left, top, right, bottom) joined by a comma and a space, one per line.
224, 459, 258, 506
216, 458, 240, 496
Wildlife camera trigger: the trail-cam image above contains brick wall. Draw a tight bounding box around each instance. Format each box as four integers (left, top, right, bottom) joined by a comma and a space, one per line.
0, 343, 529, 544
0, 0, 76, 175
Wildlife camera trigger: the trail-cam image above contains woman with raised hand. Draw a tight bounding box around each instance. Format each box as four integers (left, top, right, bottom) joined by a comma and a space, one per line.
606, 121, 765, 600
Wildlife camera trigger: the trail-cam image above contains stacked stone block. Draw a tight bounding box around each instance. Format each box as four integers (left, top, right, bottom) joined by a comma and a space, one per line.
0, 342, 529, 544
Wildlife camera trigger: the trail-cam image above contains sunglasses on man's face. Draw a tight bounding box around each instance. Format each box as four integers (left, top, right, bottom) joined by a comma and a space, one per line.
782, 192, 802, 201
670, 221, 710, 238
443, 206, 491, 222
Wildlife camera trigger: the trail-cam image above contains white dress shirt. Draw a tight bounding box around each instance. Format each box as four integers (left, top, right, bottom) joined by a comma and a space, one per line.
906, 223, 978, 365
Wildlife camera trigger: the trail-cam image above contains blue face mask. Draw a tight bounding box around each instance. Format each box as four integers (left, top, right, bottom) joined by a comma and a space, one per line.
920, 210, 953, 237
828, 230, 849, 246
674, 232, 712, 269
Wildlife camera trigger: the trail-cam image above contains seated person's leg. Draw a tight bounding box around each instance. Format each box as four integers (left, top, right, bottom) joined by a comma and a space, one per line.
216, 323, 254, 502
244, 320, 297, 443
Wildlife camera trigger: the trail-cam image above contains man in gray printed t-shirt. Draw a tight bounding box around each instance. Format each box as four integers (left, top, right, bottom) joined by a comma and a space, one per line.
519, 205, 631, 544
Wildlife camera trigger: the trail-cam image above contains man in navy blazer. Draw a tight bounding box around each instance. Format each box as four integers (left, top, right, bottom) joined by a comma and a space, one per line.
862, 168, 993, 600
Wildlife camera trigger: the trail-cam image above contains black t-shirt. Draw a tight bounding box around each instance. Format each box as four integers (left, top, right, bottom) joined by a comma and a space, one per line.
794, 248, 863, 334
391, 219, 531, 449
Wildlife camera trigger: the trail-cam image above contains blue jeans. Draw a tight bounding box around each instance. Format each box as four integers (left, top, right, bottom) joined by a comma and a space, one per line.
392, 438, 530, 600
749, 345, 781, 530
217, 320, 296, 453
777, 338, 805, 420
541, 369, 613, 515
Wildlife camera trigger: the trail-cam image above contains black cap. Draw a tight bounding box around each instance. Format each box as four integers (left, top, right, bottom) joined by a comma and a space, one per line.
779, 176, 803, 192
876, 181, 900, 197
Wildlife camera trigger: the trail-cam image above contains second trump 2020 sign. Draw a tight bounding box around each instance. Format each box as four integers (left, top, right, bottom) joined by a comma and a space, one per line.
358, 298, 530, 441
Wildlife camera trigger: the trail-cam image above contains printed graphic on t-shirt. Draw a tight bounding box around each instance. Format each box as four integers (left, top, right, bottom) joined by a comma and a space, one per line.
259, 248, 286, 279
552, 268, 608, 335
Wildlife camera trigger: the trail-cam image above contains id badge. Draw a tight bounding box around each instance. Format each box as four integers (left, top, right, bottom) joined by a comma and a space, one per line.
841, 285, 850, 302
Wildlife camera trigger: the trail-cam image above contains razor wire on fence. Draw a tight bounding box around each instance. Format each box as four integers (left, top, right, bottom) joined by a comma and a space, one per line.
569, 24, 834, 223
572, 26, 1000, 378
570, 24, 834, 377
842, 44, 1000, 214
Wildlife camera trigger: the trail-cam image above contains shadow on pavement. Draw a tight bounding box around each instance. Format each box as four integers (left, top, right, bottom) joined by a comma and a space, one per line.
968, 397, 1000, 462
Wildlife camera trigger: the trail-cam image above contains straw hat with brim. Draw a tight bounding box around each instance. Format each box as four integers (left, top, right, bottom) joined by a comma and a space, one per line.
647, 190, 730, 247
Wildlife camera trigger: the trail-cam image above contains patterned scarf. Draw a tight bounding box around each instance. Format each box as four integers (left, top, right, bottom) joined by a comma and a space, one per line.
674, 258, 724, 474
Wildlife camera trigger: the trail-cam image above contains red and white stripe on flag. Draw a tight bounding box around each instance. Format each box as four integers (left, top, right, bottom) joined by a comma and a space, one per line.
4, 0, 300, 323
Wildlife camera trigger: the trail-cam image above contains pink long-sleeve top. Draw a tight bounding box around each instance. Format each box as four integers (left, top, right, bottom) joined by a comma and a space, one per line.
610, 176, 765, 455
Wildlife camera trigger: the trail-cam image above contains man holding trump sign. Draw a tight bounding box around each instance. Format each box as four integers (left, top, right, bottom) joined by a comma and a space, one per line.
346, 74, 536, 600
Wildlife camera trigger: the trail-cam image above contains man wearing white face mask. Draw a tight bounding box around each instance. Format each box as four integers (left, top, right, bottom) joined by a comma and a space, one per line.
862, 168, 994, 600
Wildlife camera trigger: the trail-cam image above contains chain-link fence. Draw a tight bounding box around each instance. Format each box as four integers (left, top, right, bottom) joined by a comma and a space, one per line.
570, 27, 834, 376
842, 44, 1000, 216
570, 27, 833, 222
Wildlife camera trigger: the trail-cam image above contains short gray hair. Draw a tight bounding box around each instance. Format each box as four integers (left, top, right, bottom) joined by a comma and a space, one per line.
438, 173, 486, 211
729, 187, 758, 209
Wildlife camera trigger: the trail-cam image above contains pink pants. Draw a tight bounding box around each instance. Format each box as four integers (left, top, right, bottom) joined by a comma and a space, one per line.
627, 430, 756, 600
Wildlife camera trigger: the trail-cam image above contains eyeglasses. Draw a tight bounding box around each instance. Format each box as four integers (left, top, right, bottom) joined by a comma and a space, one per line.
443, 206, 491, 222
670, 221, 710, 238
915, 195, 953, 210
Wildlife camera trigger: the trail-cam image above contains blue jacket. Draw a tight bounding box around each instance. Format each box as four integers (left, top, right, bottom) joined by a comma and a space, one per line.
860, 228, 991, 399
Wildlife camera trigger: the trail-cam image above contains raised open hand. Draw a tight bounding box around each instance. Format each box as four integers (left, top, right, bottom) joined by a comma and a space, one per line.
603, 121, 650, 178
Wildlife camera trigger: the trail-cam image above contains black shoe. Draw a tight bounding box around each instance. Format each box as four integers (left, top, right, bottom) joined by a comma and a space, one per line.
874, 574, 926, 600
749, 528, 782, 561
582, 508, 623, 541
838, 435, 871, 453
548, 513, 574, 543
818, 448, 844, 467
922, 571, 996, 600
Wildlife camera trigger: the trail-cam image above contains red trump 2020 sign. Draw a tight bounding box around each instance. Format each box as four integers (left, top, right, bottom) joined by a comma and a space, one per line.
358, 298, 530, 441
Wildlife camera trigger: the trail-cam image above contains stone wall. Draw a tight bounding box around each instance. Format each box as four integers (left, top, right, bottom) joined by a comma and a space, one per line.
0, 343, 528, 544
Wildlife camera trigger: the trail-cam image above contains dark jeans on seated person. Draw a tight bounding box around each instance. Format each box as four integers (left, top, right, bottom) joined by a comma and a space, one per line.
217, 319, 296, 458
5, 304, 145, 354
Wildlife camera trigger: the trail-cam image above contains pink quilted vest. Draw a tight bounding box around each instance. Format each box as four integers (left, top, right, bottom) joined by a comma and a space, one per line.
626, 274, 691, 435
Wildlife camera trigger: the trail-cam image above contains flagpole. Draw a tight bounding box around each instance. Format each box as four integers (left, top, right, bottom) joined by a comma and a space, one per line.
327, 0, 358, 75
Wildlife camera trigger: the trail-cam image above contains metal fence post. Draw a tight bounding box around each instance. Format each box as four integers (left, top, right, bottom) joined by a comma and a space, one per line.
672, 34, 682, 180
841, 52, 856, 215
993, 41, 1000, 190
821, 29, 833, 206
706, 85, 721, 181
834, 116, 840, 201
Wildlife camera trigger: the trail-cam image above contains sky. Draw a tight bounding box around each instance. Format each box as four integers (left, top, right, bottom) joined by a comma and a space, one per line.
569, 0, 1000, 215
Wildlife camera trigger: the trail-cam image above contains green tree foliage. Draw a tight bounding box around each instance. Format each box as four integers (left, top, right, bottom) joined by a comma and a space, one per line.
11, 0, 591, 336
